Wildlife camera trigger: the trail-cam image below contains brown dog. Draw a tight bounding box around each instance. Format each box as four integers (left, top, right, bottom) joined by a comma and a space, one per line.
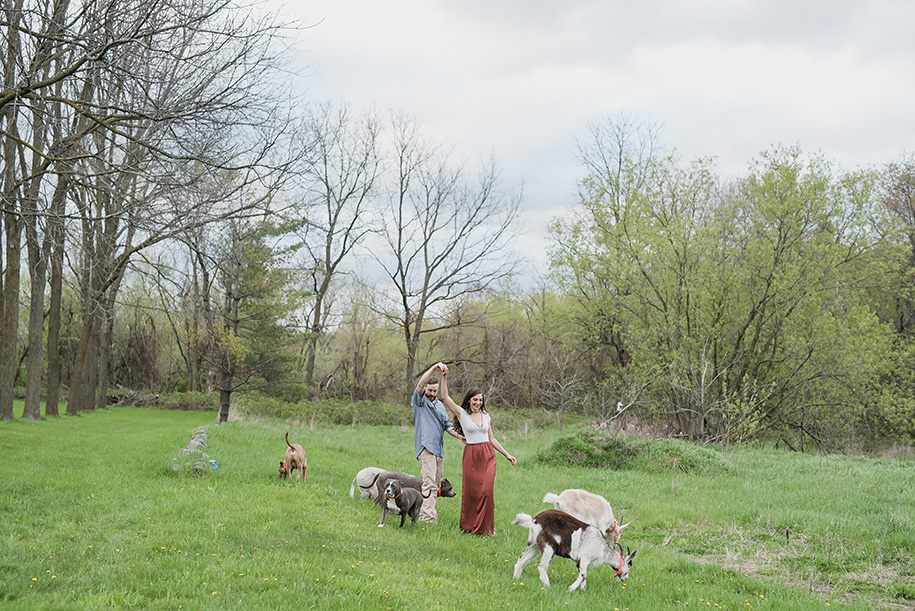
279, 432, 307, 482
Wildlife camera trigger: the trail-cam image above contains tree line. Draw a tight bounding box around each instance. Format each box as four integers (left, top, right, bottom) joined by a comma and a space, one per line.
3, 1, 914, 452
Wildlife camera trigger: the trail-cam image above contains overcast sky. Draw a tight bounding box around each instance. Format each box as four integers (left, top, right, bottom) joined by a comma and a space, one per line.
270, 0, 915, 282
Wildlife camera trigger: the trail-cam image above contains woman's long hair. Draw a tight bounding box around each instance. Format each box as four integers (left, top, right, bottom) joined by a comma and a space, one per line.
451, 387, 485, 435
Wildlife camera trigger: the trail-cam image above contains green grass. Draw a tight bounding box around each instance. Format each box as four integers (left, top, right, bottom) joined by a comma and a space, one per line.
1, 407, 913, 609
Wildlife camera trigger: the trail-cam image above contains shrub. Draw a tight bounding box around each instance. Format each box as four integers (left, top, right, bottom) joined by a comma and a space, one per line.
537, 428, 729, 474
642, 438, 729, 475
537, 429, 645, 469
159, 391, 218, 411
234, 393, 407, 426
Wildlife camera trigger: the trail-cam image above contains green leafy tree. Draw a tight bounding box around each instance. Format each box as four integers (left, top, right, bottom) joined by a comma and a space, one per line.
553, 116, 896, 447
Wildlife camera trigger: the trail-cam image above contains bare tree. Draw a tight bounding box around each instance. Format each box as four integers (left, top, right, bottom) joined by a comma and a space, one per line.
1, 0, 294, 417
292, 101, 380, 389
375, 115, 522, 384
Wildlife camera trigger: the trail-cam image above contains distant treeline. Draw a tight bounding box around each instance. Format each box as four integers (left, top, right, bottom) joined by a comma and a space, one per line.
1, 1, 914, 452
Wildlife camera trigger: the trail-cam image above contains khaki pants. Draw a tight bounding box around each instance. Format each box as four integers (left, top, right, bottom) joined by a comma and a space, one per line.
417, 449, 443, 522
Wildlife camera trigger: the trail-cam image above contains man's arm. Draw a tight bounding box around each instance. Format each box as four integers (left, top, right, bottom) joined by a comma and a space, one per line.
415, 362, 444, 392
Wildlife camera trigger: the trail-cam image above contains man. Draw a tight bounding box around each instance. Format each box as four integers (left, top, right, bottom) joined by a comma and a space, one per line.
411, 362, 464, 523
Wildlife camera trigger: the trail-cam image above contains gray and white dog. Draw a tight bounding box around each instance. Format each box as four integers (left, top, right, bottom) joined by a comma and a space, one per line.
350, 467, 386, 500
378, 479, 423, 529
350, 467, 456, 511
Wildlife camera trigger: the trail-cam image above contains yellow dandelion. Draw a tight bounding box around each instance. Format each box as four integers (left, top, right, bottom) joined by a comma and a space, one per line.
32, 578, 37, 582
52, 576, 57, 579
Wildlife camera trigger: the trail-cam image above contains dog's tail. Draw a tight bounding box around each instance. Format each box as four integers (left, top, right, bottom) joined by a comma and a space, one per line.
285, 431, 294, 450
511, 512, 534, 529
542, 492, 561, 506
349, 477, 357, 498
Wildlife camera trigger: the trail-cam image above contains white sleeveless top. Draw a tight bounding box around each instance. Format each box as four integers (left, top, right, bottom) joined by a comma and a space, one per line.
458, 407, 491, 444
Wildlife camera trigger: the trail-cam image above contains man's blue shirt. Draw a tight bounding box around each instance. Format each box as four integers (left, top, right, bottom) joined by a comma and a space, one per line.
411, 388, 451, 458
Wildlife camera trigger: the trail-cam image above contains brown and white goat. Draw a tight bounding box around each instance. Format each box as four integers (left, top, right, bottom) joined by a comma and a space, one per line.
512, 510, 638, 591
542, 488, 629, 542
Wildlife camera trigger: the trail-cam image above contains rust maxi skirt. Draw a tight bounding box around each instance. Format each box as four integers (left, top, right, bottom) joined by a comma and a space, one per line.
460, 441, 497, 535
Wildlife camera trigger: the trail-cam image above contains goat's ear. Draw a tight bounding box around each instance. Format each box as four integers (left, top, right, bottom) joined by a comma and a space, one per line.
618, 522, 630, 532
627, 549, 639, 561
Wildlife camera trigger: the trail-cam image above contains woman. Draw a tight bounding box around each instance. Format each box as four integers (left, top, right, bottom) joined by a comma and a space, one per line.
439, 365, 516, 535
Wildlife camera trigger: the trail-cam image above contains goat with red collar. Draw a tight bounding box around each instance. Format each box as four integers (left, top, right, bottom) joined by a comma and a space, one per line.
512, 510, 638, 591
378, 479, 423, 528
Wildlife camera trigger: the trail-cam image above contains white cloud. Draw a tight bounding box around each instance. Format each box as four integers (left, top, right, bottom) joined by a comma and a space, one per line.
267, 0, 915, 282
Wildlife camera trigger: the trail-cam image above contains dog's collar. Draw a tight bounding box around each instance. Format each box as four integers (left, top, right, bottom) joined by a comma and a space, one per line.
386, 492, 402, 499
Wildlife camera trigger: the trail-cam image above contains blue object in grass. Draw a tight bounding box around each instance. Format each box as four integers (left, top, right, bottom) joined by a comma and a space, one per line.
209, 460, 219, 471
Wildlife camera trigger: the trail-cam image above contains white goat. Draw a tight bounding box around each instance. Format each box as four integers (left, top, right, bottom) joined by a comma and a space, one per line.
511, 510, 638, 591
542, 488, 629, 542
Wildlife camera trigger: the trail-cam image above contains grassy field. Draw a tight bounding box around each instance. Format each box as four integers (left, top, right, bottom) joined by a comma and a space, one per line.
1, 406, 913, 610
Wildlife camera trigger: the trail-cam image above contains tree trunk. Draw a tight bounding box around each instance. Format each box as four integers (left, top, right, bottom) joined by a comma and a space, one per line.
303, 297, 324, 387
22, 176, 66, 419
44, 177, 67, 418
218, 379, 232, 423
96, 307, 112, 410
22, 226, 48, 419
67, 312, 98, 414
0, 210, 21, 421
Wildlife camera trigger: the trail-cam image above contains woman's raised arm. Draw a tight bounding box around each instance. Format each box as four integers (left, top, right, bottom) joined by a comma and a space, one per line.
439, 369, 461, 418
